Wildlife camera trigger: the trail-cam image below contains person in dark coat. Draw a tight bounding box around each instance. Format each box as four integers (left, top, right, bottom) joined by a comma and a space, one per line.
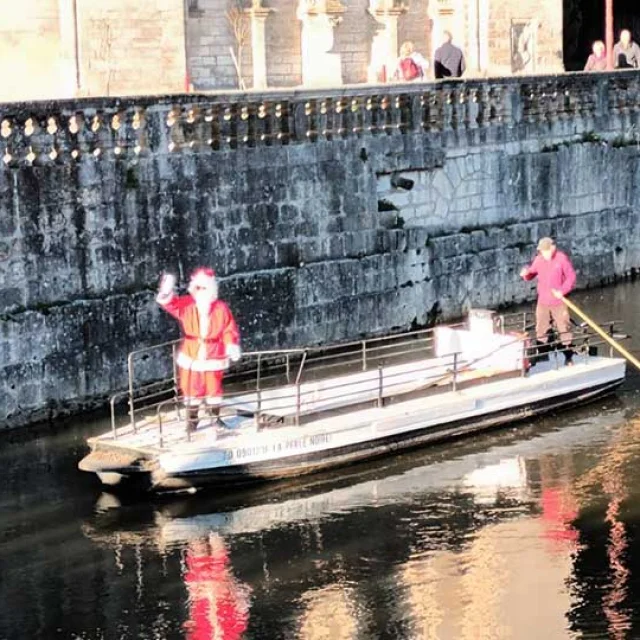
434, 31, 465, 79
613, 29, 640, 68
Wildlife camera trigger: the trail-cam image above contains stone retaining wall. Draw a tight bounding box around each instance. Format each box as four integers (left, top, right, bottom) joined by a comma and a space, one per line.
2, 71, 640, 428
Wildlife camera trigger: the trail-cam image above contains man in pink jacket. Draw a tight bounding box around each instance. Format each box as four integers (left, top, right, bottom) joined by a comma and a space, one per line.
520, 237, 577, 365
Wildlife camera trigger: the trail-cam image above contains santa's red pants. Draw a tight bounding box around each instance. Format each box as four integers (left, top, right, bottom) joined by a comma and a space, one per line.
179, 367, 224, 405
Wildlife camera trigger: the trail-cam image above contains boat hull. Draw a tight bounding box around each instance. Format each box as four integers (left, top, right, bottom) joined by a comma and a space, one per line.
79, 307, 631, 494
148, 376, 623, 491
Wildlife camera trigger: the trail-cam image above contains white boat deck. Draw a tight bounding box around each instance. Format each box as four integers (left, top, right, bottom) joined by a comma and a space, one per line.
91, 352, 624, 470
229, 355, 472, 418
93, 356, 510, 451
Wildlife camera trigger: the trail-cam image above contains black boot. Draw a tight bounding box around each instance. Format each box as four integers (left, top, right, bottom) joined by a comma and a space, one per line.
207, 405, 225, 428
563, 344, 575, 366
186, 407, 199, 433
528, 340, 550, 367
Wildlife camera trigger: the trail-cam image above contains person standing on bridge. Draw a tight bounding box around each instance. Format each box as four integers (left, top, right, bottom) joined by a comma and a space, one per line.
520, 237, 577, 366
157, 267, 241, 433
584, 40, 608, 71
434, 31, 465, 79
393, 41, 429, 82
613, 29, 640, 69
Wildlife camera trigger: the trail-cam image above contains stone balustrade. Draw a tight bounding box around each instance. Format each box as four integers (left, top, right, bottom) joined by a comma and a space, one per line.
1, 71, 639, 167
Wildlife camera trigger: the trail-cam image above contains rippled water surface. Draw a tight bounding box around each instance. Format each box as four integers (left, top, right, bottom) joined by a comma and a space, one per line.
3, 283, 640, 639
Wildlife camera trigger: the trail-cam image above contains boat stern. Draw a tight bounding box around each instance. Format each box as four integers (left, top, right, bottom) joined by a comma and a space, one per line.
78, 444, 154, 489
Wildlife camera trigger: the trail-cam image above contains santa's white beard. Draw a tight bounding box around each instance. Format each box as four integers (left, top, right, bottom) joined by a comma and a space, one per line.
192, 286, 217, 357
196, 300, 212, 316
195, 297, 213, 328
195, 297, 213, 358
193, 290, 216, 307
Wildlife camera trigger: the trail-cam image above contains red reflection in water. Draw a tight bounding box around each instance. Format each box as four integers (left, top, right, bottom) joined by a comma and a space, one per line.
183, 534, 251, 640
602, 479, 631, 640
541, 486, 579, 550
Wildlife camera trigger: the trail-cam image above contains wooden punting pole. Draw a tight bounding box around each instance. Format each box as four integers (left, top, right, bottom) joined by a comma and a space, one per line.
560, 294, 640, 372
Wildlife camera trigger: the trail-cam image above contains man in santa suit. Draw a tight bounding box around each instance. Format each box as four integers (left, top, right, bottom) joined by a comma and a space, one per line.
157, 268, 241, 433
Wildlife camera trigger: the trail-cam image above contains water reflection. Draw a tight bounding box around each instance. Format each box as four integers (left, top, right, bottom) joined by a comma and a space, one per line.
566, 414, 640, 639
75, 403, 640, 640
183, 533, 250, 640
298, 584, 359, 640
8, 274, 640, 639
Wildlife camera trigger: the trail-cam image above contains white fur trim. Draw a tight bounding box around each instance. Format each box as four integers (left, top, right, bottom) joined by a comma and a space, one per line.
158, 274, 176, 296
190, 270, 215, 287
226, 343, 241, 362
183, 396, 222, 407
188, 271, 218, 301
156, 292, 174, 305
177, 351, 229, 371
195, 303, 211, 340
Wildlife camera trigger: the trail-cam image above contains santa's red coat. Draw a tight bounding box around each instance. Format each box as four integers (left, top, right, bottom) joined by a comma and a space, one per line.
159, 295, 240, 400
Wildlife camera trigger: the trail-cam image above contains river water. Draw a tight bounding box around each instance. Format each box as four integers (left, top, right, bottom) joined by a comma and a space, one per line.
3, 282, 640, 640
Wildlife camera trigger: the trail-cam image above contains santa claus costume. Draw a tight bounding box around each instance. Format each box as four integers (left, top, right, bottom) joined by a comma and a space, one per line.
157, 268, 241, 432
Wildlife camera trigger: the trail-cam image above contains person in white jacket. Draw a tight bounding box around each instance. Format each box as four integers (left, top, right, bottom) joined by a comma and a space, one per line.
393, 41, 429, 81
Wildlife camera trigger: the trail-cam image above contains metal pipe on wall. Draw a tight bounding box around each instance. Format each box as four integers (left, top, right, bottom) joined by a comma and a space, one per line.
606, 0, 614, 70
72, 0, 81, 92
476, 0, 481, 72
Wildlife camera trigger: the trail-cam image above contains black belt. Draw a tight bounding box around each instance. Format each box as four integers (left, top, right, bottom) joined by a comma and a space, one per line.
183, 334, 220, 344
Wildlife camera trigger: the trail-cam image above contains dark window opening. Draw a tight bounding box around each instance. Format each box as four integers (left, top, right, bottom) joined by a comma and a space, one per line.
563, 0, 640, 71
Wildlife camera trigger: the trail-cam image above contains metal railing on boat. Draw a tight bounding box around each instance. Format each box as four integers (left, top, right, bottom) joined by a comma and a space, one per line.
107, 312, 630, 442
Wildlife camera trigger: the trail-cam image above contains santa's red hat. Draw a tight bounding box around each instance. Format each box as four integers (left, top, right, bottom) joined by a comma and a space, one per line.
188, 267, 217, 298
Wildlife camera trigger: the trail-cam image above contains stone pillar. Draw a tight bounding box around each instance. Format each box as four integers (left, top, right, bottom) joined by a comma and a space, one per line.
58, 0, 80, 96
246, 1, 272, 90
296, 0, 345, 88
367, 1, 406, 83
605, 0, 614, 70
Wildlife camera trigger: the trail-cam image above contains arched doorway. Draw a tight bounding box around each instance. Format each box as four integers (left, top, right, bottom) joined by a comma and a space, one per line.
563, 0, 640, 71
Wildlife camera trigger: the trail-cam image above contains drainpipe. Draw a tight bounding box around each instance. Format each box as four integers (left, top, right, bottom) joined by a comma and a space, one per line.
59, 0, 81, 96
605, 0, 614, 70
72, 0, 81, 92
476, 0, 481, 72
183, 0, 191, 92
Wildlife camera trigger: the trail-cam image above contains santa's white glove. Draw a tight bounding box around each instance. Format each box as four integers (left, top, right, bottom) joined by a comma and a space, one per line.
157, 273, 176, 302
226, 344, 241, 362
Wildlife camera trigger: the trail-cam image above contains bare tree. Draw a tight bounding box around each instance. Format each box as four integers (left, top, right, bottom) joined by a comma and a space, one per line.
226, 0, 250, 89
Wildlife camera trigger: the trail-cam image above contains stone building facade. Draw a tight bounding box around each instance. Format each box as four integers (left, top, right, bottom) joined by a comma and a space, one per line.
188, 0, 564, 90
0, 0, 565, 101
0, 0, 187, 102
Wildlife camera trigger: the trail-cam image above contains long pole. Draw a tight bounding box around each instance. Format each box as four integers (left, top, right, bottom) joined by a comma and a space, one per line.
605, 0, 614, 70
559, 295, 640, 371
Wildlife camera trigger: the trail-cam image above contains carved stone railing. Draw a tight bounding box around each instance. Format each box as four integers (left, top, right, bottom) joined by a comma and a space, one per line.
0, 71, 639, 167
